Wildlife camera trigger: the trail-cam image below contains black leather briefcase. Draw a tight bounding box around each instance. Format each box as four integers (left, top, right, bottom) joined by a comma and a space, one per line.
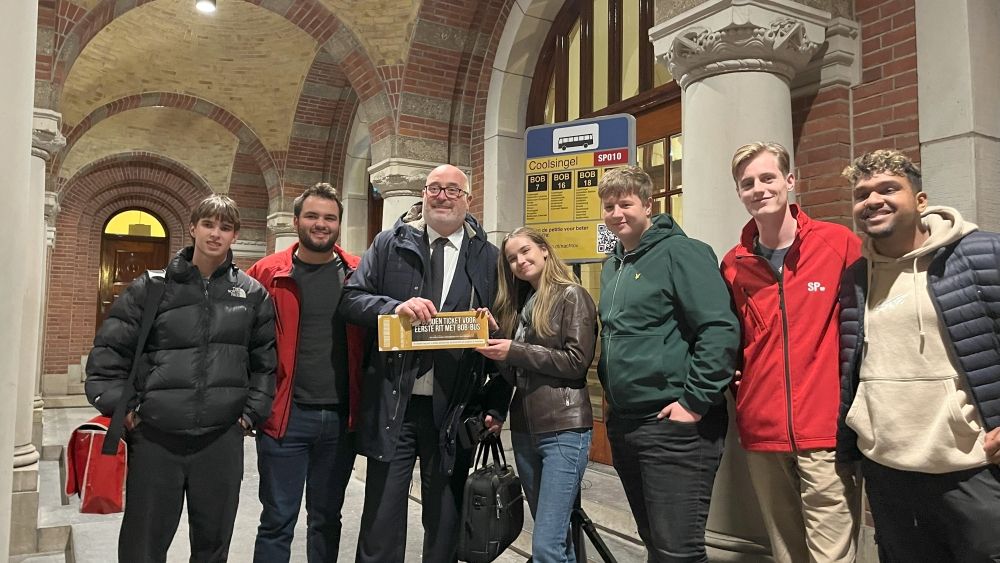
457, 434, 524, 563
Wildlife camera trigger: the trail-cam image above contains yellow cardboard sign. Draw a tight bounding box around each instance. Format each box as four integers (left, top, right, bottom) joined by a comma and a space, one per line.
378, 311, 489, 351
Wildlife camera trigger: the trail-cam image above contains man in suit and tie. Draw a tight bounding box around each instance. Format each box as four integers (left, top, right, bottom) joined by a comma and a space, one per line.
340, 164, 512, 563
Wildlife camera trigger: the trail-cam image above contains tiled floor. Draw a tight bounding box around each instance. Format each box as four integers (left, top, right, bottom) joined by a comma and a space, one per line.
40, 408, 532, 563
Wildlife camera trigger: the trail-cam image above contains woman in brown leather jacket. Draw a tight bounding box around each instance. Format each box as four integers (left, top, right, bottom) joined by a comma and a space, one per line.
476, 227, 597, 563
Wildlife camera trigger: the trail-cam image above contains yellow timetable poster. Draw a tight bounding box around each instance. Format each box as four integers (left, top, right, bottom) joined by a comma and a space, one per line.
523, 115, 635, 261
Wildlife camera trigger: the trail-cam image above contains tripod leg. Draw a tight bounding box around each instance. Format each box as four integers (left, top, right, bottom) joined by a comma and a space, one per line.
572, 515, 587, 563
572, 508, 619, 563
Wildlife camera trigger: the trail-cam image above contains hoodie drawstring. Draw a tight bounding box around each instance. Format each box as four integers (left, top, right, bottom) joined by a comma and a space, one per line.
864, 258, 873, 347
913, 256, 925, 353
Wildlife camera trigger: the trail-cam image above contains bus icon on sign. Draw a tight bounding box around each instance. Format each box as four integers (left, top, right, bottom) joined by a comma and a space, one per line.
552, 123, 600, 154
557, 134, 593, 150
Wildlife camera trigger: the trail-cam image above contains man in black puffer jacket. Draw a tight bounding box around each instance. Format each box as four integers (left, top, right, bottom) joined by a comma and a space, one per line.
86, 195, 276, 563
838, 150, 1000, 563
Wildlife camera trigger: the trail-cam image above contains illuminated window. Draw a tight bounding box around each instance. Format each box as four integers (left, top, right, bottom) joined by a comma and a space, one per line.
104, 210, 167, 238
528, 0, 673, 126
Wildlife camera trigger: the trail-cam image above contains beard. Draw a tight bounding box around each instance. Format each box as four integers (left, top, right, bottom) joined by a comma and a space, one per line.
860, 212, 897, 239
298, 223, 338, 253
864, 224, 894, 239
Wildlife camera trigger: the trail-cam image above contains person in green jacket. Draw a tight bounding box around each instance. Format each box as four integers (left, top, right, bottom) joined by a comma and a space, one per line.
597, 166, 739, 563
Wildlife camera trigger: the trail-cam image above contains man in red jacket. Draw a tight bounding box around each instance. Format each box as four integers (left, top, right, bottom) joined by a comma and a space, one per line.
721, 142, 863, 563
246, 183, 365, 563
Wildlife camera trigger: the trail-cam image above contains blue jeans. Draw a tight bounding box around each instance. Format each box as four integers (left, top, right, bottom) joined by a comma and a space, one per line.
511, 429, 593, 563
254, 403, 355, 563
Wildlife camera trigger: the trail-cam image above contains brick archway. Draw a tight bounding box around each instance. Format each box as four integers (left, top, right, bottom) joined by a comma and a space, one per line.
43, 154, 213, 379
49, 0, 390, 138
284, 54, 359, 197
54, 93, 279, 199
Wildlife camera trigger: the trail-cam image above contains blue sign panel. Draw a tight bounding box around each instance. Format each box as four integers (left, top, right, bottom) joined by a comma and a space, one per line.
525, 114, 634, 159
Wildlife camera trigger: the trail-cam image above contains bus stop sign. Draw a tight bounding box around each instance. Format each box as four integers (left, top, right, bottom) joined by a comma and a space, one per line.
523, 114, 636, 261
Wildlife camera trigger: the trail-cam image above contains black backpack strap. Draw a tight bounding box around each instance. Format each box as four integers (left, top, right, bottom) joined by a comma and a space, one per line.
102, 272, 166, 455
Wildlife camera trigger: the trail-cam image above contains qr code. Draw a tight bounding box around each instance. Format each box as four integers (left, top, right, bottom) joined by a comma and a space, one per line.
597, 224, 618, 254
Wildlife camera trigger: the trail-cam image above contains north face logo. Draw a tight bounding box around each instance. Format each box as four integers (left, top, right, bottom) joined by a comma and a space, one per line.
228, 287, 247, 299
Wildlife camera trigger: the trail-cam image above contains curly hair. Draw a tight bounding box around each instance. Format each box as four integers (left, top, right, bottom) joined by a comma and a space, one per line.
842, 149, 922, 191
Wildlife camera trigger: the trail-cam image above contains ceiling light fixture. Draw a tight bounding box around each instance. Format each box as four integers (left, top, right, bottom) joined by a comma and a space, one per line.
195, 0, 216, 13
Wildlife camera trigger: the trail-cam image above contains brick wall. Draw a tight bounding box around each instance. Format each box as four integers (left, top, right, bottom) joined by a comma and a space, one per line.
284, 56, 355, 199
792, 85, 855, 227
792, 0, 918, 228
853, 0, 919, 161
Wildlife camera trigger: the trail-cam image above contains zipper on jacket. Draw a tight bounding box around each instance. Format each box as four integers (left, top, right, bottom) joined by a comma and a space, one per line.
741, 254, 797, 450
604, 251, 633, 410
777, 280, 797, 451
195, 274, 212, 427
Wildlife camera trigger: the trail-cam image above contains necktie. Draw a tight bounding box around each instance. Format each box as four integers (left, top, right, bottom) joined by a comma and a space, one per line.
419, 237, 448, 377
430, 237, 447, 308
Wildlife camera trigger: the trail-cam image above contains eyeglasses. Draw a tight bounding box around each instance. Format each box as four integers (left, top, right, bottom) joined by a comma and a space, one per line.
424, 184, 468, 199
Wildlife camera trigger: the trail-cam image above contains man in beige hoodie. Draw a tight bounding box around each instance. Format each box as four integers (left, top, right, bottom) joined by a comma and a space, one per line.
837, 149, 1000, 563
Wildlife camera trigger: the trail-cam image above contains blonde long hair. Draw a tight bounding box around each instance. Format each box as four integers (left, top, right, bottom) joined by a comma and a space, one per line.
494, 227, 581, 338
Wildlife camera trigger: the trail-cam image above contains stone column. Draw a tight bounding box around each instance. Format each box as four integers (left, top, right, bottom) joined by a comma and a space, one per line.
368, 159, 447, 230
915, 0, 1000, 232
267, 196, 298, 253
0, 0, 40, 556
650, 1, 827, 560
9, 110, 64, 556
35, 192, 61, 453
651, 0, 827, 255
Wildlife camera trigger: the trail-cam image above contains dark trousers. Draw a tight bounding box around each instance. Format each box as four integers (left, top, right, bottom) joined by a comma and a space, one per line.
355, 396, 472, 563
862, 457, 1000, 563
607, 404, 728, 563
254, 403, 356, 563
119, 423, 244, 563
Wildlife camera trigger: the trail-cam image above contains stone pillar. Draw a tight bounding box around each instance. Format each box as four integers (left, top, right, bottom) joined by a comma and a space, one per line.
650, 1, 827, 560
652, 0, 827, 255
915, 0, 1000, 232
35, 193, 61, 454
0, 0, 40, 556
267, 195, 298, 253
9, 110, 64, 556
368, 159, 446, 230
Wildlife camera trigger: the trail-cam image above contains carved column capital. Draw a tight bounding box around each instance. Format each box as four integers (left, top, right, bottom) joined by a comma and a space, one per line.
266, 211, 296, 237
31, 108, 65, 161
367, 158, 472, 199
44, 191, 60, 224
651, 0, 829, 89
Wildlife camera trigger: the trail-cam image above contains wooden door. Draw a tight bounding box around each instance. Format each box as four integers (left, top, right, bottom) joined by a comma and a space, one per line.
96, 236, 170, 330
585, 95, 683, 465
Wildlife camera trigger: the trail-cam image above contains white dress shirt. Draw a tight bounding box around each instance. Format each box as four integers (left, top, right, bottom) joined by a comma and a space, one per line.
411, 224, 464, 396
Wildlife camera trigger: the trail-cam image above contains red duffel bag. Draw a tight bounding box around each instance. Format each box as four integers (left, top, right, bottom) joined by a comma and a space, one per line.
65, 415, 126, 514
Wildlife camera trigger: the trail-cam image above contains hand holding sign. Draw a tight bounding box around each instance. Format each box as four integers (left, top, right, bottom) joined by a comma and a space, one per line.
475, 339, 511, 362
395, 297, 437, 324
378, 311, 490, 351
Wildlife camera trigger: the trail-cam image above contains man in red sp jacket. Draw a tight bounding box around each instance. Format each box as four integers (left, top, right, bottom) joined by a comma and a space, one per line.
721, 142, 863, 563
246, 183, 366, 563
